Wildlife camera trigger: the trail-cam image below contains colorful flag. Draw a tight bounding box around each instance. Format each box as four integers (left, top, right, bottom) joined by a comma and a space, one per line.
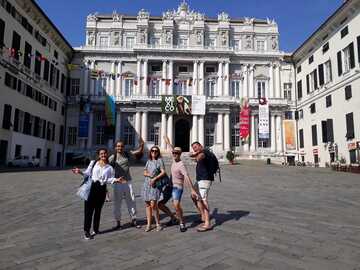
105, 95, 116, 127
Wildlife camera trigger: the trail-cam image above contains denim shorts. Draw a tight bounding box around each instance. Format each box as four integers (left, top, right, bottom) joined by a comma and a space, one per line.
172, 186, 183, 201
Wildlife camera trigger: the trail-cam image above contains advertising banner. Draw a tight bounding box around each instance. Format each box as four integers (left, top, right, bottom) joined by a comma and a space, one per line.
284, 120, 296, 150
240, 98, 250, 140
161, 95, 192, 115
78, 113, 89, 138
191, 95, 206, 115
258, 98, 269, 139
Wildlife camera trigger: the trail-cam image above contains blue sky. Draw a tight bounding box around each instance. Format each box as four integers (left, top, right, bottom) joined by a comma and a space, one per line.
36, 0, 343, 52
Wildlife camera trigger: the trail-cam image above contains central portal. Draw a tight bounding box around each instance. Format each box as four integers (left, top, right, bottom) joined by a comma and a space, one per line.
175, 119, 190, 152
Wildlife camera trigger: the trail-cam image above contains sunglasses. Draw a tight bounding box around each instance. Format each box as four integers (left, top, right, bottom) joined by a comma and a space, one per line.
172, 151, 181, 155
151, 149, 159, 153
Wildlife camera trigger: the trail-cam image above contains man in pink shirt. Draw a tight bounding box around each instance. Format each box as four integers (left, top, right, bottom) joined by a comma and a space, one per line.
164, 136, 199, 232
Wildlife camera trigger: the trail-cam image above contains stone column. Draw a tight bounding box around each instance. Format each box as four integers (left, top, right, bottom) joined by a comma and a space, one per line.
249, 65, 254, 98
193, 61, 198, 95
141, 111, 148, 142
160, 113, 167, 150
224, 62, 230, 96
142, 60, 148, 96
135, 112, 141, 142
198, 115, 205, 146
115, 111, 121, 141
199, 61, 205, 95
216, 113, 224, 151
168, 60, 174, 95
224, 113, 230, 151
116, 61, 122, 97
275, 64, 281, 98
270, 114, 276, 152
269, 64, 274, 99
162, 60, 167, 95
90, 61, 95, 96
243, 65, 248, 98
167, 114, 173, 146
83, 61, 89, 95
250, 114, 256, 152
217, 62, 223, 97
192, 115, 198, 143
276, 115, 283, 152
87, 112, 94, 149
110, 62, 116, 96
136, 60, 141, 95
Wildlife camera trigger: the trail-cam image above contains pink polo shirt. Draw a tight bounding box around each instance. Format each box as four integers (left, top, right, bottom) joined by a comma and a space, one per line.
171, 160, 188, 188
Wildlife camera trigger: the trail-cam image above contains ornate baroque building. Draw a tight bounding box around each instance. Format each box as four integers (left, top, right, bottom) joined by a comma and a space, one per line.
66, 2, 296, 161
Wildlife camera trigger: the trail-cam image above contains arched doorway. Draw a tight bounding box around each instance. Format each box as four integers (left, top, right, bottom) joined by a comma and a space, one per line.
175, 119, 190, 152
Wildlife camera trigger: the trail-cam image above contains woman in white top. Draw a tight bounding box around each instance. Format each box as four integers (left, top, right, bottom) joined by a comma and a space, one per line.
72, 148, 123, 240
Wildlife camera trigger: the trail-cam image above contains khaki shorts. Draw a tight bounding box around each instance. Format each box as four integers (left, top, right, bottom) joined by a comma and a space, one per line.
195, 180, 212, 200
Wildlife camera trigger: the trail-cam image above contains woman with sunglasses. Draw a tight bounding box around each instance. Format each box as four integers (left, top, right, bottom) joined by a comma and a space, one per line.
164, 136, 199, 232
109, 138, 144, 230
142, 146, 165, 232
72, 148, 123, 240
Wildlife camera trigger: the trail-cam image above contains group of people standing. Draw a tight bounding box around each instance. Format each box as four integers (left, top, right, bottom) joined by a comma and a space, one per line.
72, 137, 215, 240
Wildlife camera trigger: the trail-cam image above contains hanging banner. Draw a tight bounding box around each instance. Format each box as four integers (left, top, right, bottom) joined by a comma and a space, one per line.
191, 95, 206, 115
284, 120, 296, 150
78, 113, 89, 138
105, 95, 115, 126
258, 98, 269, 139
161, 95, 192, 115
240, 97, 250, 141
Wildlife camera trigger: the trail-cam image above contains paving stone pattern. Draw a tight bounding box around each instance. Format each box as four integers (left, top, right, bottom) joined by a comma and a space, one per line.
0, 161, 360, 269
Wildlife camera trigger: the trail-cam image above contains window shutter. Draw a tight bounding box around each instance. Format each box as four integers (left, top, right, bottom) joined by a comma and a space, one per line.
345, 85, 352, 100
337, 51, 342, 76
299, 129, 304, 148
306, 74, 310, 93
295, 111, 299, 120
14, 109, 19, 132
311, 124, 318, 146
326, 119, 334, 142
346, 113, 354, 139
33, 117, 40, 137
318, 64, 324, 86
313, 69, 318, 89
297, 80, 302, 99
321, 121, 328, 143
357, 36, 360, 64
2, 104, 12, 130
43, 120, 47, 139
349, 42, 355, 69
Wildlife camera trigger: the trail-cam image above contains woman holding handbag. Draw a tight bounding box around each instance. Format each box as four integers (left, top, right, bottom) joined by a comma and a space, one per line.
142, 145, 166, 232
72, 148, 123, 240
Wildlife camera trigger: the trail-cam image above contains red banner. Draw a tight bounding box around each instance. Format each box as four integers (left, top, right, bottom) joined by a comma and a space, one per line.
240, 98, 250, 140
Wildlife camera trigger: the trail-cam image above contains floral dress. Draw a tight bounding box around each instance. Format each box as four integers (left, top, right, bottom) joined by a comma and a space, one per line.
142, 158, 165, 201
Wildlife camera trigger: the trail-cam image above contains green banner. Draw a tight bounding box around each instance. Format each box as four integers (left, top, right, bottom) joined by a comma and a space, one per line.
161, 95, 192, 115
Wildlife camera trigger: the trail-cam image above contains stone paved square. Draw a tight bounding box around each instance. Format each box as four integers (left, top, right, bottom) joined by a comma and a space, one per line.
1, 162, 360, 270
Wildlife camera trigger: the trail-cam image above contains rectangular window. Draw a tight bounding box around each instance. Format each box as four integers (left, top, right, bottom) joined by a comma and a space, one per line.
297, 80, 302, 99
321, 121, 328, 143
125, 37, 134, 48
357, 36, 360, 64
59, 125, 64, 144
149, 78, 160, 96
34, 51, 41, 76
0, 18, 5, 48
99, 36, 109, 47
23, 42, 32, 69
340, 26, 348, 38
231, 128, 240, 147
23, 112, 32, 135
151, 65, 161, 72
308, 55, 314, 64
310, 69, 318, 91
285, 111, 293, 120
327, 119, 334, 142
231, 80, 241, 98
11, 31, 21, 60
283, 83, 292, 101
343, 46, 351, 73
205, 67, 215, 73
205, 127, 215, 147
206, 80, 216, 97
299, 129, 304, 148
325, 95, 332, 107
324, 60, 332, 83
345, 85, 352, 100
207, 38, 215, 48
311, 124, 318, 146
233, 39, 240, 50
257, 81, 266, 98
178, 66, 188, 73
124, 126, 134, 146
70, 78, 80, 96
67, 127, 77, 145
4, 72, 17, 90
256, 40, 265, 51
149, 127, 160, 146
346, 112, 354, 139
318, 63, 324, 86
43, 59, 49, 81
179, 38, 188, 48
299, 109, 304, 119
337, 50, 343, 76
322, 42, 329, 53
296, 65, 301, 74
50, 64, 55, 86
15, 145, 22, 158
310, 103, 316, 114
33, 116, 40, 137
55, 69, 60, 89
2, 104, 12, 129
350, 150, 357, 164
61, 74, 65, 94
124, 79, 133, 97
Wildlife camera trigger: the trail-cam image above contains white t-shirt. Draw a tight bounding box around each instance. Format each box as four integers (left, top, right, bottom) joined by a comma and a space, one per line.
83, 160, 116, 185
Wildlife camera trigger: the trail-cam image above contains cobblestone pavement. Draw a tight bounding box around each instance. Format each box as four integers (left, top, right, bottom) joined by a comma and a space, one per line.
1, 161, 360, 270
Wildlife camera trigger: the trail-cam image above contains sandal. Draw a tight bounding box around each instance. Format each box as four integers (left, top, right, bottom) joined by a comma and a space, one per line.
196, 226, 213, 232
145, 225, 151, 232
156, 224, 163, 232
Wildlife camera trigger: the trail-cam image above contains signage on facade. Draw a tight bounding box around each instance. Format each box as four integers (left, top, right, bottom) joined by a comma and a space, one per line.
239, 98, 250, 141
348, 142, 357, 150
191, 95, 206, 115
284, 120, 296, 150
258, 98, 269, 139
78, 113, 89, 138
161, 95, 192, 115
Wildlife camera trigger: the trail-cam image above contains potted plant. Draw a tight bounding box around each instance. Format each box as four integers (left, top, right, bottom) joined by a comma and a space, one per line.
226, 150, 235, 165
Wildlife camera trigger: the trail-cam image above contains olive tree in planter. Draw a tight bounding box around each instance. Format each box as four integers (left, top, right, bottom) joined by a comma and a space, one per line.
226, 150, 235, 165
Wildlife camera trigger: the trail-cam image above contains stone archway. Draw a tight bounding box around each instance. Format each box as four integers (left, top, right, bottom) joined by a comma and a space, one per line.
175, 119, 190, 152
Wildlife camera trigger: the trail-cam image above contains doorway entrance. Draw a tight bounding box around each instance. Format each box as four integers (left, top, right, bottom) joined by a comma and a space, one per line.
175, 119, 190, 152
0, 140, 8, 165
